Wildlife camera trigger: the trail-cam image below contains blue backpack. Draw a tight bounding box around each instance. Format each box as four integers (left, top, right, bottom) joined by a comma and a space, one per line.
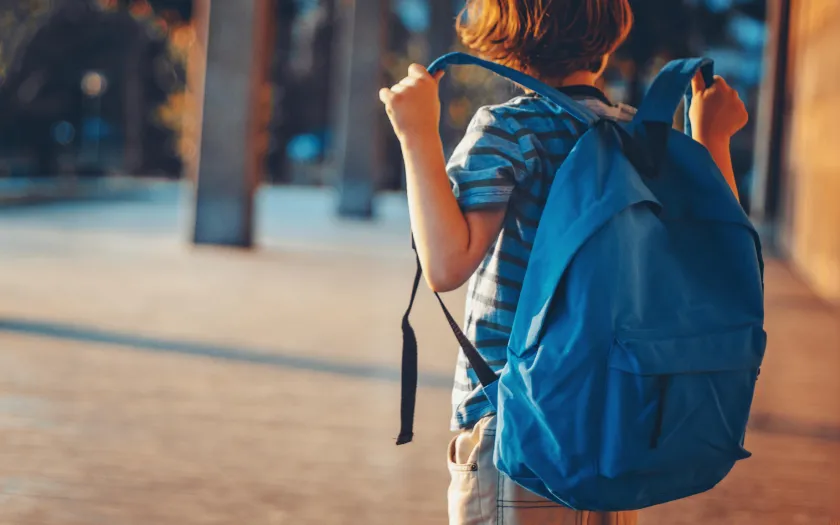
397, 52, 766, 511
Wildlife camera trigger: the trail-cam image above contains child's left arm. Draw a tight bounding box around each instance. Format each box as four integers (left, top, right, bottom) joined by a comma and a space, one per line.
689, 72, 748, 198
380, 64, 505, 292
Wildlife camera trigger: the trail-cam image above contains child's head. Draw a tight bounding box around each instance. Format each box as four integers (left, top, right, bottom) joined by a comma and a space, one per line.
457, 0, 633, 84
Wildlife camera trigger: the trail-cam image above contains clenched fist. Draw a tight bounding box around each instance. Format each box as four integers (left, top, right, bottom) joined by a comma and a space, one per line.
379, 64, 445, 144
689, 71, 749, 144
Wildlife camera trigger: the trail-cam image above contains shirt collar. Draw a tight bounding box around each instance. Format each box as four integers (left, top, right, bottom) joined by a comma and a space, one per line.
523, 85, 613, 106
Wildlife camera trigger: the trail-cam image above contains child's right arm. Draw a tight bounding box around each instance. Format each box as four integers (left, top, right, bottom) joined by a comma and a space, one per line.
379, 64, 510, 292
689, 72, 749, 199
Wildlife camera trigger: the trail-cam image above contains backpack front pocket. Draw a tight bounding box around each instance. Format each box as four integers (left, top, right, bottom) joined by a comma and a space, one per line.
599, 324, 765, 479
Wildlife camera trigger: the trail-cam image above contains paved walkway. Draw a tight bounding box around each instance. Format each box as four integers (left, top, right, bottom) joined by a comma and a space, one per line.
0, 183, 838, 524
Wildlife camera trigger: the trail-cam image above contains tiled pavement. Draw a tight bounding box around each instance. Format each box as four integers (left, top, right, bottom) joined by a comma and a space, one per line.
0, 183, 838, 524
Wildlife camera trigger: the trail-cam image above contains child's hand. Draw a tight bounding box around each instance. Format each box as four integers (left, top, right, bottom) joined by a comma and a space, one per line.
688, 71, 748, 145
379, 64, 445, 144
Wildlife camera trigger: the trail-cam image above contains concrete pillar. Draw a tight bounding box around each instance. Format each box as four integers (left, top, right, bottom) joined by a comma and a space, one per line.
192, 0, 274, 247
333, 0, 388, 218
751, 0, 792, 245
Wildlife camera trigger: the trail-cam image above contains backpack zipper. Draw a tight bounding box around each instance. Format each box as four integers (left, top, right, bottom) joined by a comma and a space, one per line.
650, 375, 669, 448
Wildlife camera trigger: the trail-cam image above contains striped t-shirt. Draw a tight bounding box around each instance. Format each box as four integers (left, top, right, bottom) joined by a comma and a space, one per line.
447, 87, 636, 430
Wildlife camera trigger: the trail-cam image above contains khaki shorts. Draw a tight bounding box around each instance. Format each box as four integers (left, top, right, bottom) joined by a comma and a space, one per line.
447, 415, 639, 525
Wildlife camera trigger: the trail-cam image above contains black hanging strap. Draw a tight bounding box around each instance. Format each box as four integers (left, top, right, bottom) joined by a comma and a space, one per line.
430, 291, 499, 386
396, 254, 422, 445
397, 240, 499, 445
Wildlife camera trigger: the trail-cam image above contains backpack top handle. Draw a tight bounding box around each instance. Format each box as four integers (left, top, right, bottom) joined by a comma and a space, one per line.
427, 52, 601, 127
632, 57, 715, 137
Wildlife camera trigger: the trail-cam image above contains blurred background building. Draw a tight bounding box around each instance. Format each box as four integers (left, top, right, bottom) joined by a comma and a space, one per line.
0, 0, 767, 185
7, 0, 834, 293
2, 0, 835, 299
752, 0, 840, 302
0, 1, 838, 524
0, 1, 835, 308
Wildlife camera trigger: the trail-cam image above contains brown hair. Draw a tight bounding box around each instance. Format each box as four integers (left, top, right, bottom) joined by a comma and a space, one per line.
456, 0, 633, 82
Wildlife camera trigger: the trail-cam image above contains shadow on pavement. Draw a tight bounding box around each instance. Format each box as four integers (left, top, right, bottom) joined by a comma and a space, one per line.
0, 317, 453, 389
2, 316, 839, 444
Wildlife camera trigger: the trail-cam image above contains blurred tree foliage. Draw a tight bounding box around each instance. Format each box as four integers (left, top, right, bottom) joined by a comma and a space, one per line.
0, 0, 190, 176
0, 0, 53, 80
98, 0, 191, 176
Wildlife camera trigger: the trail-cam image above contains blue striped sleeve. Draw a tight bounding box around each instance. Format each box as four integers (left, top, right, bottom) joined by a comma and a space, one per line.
446, 106, 525, 211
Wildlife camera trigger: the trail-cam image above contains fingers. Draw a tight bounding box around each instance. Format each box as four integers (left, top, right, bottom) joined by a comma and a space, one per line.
712, 75, 742, 104
379, 64, 444, 111
408, 63, 431, 80
379, 63, 441, 108
409, 63, 444, 83
378, 87, 394, 105
379, 79, 416, 107
379, 80, 415, 108
713, 75, 730, 90
693, 72, 733, 96
691, 70, 706, 95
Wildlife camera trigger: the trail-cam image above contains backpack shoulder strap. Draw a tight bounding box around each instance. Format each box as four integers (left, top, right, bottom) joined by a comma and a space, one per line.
632, 58, 715, 136
428, 52, 601, 127
401, 52, 590, 445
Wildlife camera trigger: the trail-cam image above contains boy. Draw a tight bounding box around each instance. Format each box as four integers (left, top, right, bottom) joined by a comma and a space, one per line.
379, 1, 748, 523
